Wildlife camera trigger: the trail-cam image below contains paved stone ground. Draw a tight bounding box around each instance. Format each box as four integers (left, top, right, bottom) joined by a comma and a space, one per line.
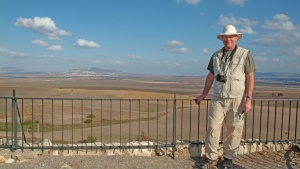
0, 145, 299, 169
191, 144, 300, 169
232, 145, 300, 169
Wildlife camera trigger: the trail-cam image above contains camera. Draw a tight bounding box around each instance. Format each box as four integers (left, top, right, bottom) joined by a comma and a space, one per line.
216, 74, 227, 83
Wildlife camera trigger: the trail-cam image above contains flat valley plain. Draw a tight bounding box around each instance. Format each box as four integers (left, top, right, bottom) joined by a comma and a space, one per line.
0, 74, 300, 99
0, 75, 299, 143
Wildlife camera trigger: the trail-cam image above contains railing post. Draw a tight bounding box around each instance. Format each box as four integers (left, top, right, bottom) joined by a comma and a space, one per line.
172, 92, 177, 159
11, 89, 18, 151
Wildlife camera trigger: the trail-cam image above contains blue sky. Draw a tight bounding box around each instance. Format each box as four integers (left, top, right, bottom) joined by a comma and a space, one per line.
1, 0, 300, 76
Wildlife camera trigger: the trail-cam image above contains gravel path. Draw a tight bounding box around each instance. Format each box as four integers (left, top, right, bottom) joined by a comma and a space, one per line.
0, 155, 196, 169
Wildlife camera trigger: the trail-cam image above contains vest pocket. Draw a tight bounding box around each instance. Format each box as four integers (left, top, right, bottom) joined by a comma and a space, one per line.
213, 81, 224, 97
230, 80, 245, 97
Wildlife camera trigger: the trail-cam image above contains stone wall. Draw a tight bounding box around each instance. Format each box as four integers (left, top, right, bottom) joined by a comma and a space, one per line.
0, 139, 294, 163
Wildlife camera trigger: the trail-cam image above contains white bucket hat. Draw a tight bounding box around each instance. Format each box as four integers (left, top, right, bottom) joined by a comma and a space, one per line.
217, 25, 242, 41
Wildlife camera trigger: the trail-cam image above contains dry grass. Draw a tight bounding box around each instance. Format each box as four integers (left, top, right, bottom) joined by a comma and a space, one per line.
0, 76, 299, 143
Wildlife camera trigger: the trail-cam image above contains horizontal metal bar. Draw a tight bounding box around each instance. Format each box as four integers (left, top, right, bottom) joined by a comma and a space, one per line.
8, 145, 175, 150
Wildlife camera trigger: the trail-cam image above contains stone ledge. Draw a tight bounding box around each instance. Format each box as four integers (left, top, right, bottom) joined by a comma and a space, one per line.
0, 139, 295, 163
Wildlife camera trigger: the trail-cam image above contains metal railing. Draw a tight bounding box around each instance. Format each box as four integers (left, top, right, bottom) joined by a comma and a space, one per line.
0, 90, 299, 155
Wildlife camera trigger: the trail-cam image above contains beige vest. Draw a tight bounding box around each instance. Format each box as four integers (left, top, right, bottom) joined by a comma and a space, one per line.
213, 46, 249, 98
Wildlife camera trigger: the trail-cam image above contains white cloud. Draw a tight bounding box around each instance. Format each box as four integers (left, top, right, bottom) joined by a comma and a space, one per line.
111, 60, 124, 65
256, 57, 268, 62
177, 0, 201, 5
227, 0, 247, 7
191, 59, 201, 63
252, 14, 300, 48
74, 39, 101, 48
15, 17, 71, 40
48, 45, 63, 51
164, 40, 188, 54
218, 15, 257, 27
165, 40, 185, 47
251, 37, 275, 46
262, 14, 296, 31
239, 26, 257, 35
202, 48, 209, 54
174, 47, 188, 54
292, 46, 300, 56
125, 55, 142, 60
32, 39, 49, 46
156, 61, 181, 67
255, 51, 268, 56
0, 47, 29, 58
40, 55, 55, 58
218, 15, 257, 35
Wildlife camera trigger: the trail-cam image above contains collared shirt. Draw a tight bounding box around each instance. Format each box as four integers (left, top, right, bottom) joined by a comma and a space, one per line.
207, 47, 256, 75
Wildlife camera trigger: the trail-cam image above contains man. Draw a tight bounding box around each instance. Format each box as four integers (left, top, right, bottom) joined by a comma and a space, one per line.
194, 25, 256, 168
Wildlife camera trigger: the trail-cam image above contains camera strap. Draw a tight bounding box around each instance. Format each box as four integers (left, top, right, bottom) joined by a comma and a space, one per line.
220, 45, 238, 76
221, 45, 237, 62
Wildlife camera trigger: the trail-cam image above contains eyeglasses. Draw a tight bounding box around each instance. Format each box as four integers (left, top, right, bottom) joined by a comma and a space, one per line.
222, 35, 237, 39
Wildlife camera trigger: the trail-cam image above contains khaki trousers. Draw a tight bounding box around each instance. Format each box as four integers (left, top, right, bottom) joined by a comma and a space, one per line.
205, 96, 245, 160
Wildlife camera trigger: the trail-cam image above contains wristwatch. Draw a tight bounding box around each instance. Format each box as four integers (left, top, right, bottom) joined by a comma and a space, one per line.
246, 96, 252, 100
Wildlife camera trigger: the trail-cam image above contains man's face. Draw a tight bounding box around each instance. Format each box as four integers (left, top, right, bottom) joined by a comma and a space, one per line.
222, 35, 238, 50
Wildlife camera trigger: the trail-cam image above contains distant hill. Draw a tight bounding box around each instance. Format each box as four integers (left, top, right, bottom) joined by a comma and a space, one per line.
69, 67, 119, 73
61, 67, 123, 77
88, 67, 118, 73
255, 72, 300, 84
0, 67, 24, 74
1, 67, 300, 84
255, 72, 300, 77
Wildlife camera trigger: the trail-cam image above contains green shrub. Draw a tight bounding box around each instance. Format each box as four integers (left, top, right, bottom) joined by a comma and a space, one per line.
23, 120, 32, 126
84, 119, 92, 123
80, 135, 97, 143
86, 114, 95, 119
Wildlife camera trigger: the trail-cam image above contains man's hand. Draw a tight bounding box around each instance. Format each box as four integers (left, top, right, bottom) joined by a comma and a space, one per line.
194, 95, 206, 105
194, 73, 214, 105
244, 98, 252, 113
